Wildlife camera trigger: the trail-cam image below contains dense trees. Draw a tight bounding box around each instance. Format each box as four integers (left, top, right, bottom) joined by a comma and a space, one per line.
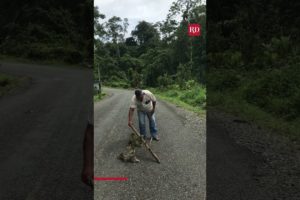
94, 0, 206, 88
207, 0, 300, 133
0, 0, 93, 64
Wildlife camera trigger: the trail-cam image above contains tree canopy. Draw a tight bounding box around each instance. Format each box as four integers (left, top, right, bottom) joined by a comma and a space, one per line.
0, 0, 93, 64
94, 0, 206, 88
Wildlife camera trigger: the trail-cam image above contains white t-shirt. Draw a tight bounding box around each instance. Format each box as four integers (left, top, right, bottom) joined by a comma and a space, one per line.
130, 90, 156, 112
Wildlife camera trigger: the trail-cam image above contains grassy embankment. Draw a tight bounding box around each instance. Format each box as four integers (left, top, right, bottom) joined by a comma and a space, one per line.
152, 84, 206, 116
209, 65, 300, 140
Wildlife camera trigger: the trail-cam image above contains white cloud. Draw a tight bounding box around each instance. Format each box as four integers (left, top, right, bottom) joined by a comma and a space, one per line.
95, 0, 175, 37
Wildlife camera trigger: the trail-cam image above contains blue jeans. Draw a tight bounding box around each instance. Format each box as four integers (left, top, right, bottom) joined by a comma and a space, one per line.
137, 110, 158, 137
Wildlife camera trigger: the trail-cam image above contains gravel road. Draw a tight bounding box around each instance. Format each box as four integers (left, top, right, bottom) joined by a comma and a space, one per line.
0, 62, 93, 199
208, 111, 300, 200
94, 88, 206, 200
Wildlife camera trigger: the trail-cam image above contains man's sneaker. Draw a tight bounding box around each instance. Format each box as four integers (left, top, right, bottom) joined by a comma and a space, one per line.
152, 136, 160, 141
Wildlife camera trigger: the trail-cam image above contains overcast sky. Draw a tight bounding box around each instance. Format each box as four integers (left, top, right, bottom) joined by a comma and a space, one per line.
95, 0, 175, 37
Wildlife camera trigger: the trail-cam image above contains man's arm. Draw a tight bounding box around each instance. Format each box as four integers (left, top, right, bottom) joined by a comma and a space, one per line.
148, 91, 156, 115
151, 101, 156, 114
128, 108, 135, 127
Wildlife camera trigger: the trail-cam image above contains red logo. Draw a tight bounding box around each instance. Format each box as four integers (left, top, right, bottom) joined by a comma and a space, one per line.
188, 24, 201, 36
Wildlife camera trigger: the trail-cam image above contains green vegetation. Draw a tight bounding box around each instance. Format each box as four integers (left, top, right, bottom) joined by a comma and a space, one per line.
209, 64, 300, 140
208, 1, 300, 139
94, 92, 106, 102
0, 0, 92, 65
152, 82, 206, 116
210, 91, 300, 141
94, 0, 206, 111
0, 73, 19, 97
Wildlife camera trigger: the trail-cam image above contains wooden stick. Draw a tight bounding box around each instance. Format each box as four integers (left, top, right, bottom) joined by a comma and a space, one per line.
129, 125, 161, 163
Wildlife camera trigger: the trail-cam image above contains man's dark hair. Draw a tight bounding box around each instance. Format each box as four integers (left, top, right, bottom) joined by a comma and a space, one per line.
135, 89, 142, 97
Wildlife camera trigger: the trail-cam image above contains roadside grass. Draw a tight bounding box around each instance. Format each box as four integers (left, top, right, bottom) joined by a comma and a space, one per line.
0, 73, 20, 97
209, 66, 300, 141
210, 91, 300, 141
152, 84, 206, 116
94, 92, 106, 102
